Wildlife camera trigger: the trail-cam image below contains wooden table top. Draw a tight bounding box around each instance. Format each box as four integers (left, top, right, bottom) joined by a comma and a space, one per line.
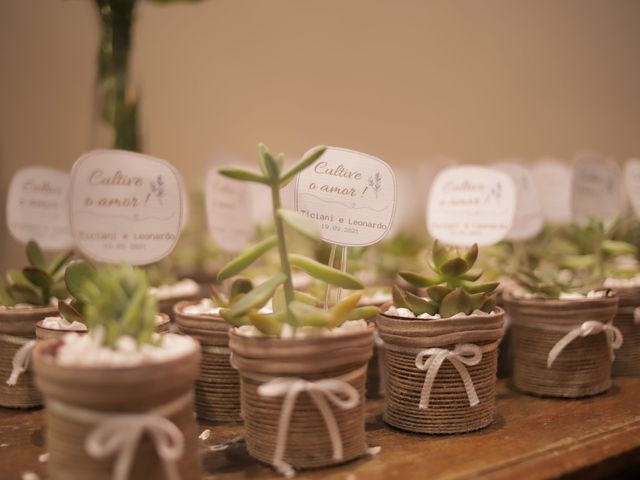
1, 378, 639, 480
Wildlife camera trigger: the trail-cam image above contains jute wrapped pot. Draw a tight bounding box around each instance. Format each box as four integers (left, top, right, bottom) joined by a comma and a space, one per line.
377, 308, 504, 434
33, 337, 202, 480
611, 286, 640, 377
174, 301, 241, 423
229, 325, 374, 475
0, 305, 58, 408
504, 291, 620, 398
35, 313, 172, 341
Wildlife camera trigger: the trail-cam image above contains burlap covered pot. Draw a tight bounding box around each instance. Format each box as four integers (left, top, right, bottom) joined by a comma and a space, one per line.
229, 324, 374, 475
504, 291, 620, 398
33, 337, 202, 480
0, 305, 58, 408
377, 308, 504, 434
174, 301, 241, 422
611, 286, 640, 377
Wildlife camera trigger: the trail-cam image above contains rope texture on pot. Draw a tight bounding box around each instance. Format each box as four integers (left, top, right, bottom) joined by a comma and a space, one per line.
547, 320, 623, 368
1, 333, 35, 386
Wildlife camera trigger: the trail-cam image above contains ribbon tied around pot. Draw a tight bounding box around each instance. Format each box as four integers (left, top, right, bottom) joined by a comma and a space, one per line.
547, 320, 623, 368
258, 377, 360, 477
414, 344, 482, 410
85, 413, 185, 480
2, 334, 36, 386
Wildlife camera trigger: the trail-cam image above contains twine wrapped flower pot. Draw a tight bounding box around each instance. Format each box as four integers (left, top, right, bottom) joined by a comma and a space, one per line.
504, 291, 620, 397
611, 286, 640, 377
174, 301, 241, 423
0, 305, 58, 408
33, 337, 202, 480
229, 325, 374, 476
377, 308, 504, 434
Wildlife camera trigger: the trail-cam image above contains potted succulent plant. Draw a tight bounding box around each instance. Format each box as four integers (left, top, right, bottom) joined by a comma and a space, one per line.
37, 260, 172, 341
506, 220, 632, 392
145, 259, 201, 321
0, 241, 72, 408
215, 144, 377, 476
378, 240, 503, 434
173, 278, 255, 423
33, 264, 201, 480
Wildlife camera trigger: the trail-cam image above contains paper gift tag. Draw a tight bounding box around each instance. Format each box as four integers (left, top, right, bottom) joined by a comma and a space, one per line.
294, 147, 396, 247
624, 159, 640, 218
572, 152, 623, 222
427, 165, 516, 246
69, 150, 184, 265
205, 166, 254, 252
6, 166, 74, 251
531, 158, 572, 224
492, 162, 544, 241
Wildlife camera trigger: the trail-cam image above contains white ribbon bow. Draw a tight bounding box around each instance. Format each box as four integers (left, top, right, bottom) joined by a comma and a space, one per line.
414, 344, 482, 410
547, 320, 623, 368
6, 339, 36, 386
258, 377, 360, 477
85, 413, 185, 480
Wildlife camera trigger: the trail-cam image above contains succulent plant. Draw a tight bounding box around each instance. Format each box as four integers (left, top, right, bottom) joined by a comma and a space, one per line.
512, 268, 584, 299
216, 143, 378, 335
393, 240, 499, 318
56, 260, 97, 324
0, 241, 73, 307
79, 264, 158, 348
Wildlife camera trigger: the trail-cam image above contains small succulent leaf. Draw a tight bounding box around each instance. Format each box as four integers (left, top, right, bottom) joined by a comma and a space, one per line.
9, 283, 42, 305
65, 260, 96, 304
460, 270, 483, 282
220, 308, 250, 326
23, 267, 52, 293
217, 235, 277, 281
463, 281, 499, 294
209, 285, 229, 307
440, 257, 470, 277
329, 292, 362, 327
49, 250, 74, 277
275, 153, 285, 171
392, 285, 411, 310
217, 167, 269, 185
229, 273, 287, 317
464, 244, 479, 269
439, 288, 473, 317
278, 209, 320, 241
405, 292, 438, 316
280, 145, 327, 186
468, 292, 488, 311
602, 240, 636, 256
6, 269, 28, 286
398, 271, 444, 288
431, 240, 449, 270
58, 300, 85, 324
346, 306, 379, 321
288, 254, 363, 289
26, 240, 46, 270
258, 143, 280, 182
0, 284, 16, 306
539, 284, 562, 298
480, 296, 496, 313
230, 278, 254, 299
561, 254, 598, 270
294, 290, 317, 305
290, 301, 331, 327
248, 311, 284, 335
426, 285, 452, 303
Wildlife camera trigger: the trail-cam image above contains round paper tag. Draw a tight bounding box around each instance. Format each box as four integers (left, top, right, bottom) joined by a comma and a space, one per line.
294, 147, 396, 247
531, 158, 572, 224
572, 152, 623, 222
69, 150, 183, 265
6, 166, 74, 251
205, 166, 254, 252
492, 162, 544, 241
427, 165, 516, 246
624, 159, 640, 219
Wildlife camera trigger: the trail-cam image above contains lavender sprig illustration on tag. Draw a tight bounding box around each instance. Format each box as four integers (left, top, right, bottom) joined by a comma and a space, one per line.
368, 172, 382, 199
149, 175, 165, 206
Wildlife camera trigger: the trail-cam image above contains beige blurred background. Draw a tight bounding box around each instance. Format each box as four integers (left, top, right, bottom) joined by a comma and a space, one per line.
1, 0, 640, 271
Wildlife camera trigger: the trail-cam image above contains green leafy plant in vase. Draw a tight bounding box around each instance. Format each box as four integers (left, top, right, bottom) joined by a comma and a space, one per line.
0, 241, 74, 408
215, 143, 377, 475
378, 239, 504, 434
33, 263, 201, 480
